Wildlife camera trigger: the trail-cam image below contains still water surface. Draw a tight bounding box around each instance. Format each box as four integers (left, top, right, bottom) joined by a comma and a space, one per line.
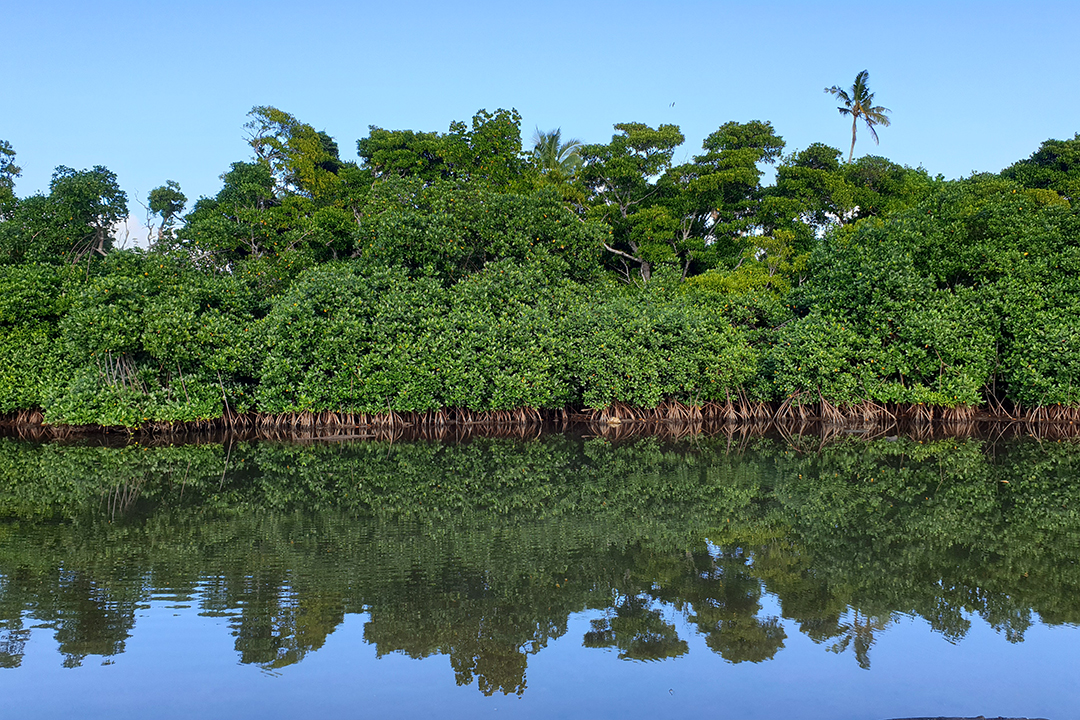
1, 432, 1077, 718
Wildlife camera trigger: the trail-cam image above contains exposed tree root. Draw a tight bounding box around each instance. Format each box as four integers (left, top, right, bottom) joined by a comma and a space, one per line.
5, 398, 1080, 442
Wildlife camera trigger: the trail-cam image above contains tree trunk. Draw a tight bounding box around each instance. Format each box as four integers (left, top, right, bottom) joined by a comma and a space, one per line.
849, 115, 858, 163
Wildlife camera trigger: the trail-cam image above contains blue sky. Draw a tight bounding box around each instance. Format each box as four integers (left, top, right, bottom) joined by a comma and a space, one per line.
4, 0, 1079, 219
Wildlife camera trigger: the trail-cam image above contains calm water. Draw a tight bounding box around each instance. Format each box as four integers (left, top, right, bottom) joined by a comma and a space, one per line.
1, 432, 1078, 719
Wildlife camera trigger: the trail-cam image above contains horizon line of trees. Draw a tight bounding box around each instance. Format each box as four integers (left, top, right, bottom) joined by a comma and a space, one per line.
0, 107, 1079, 427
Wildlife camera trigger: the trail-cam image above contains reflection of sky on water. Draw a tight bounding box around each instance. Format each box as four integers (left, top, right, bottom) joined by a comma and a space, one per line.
2, 594, 1077, 720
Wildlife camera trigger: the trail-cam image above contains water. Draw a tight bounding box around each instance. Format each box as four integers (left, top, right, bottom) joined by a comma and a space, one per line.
0, 432, 1077, 718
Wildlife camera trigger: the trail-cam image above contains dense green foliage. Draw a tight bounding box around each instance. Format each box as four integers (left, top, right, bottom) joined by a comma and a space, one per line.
0, 109, 1078, 425
2, 435, 1079, 683
770, 176, 1080, 406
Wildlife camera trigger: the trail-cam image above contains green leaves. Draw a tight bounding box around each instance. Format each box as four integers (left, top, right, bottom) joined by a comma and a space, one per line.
568, 290, 757, 408
531, 128, 582, 176
351, 177, 604, 284
252, 260, 756, 415
771, 173, 1080, 408
0, 323, 70, 413
0, 166, 127, 264
245, 106, 343, 200
0, 140, 20, 206
1, 106, 1079, 424
1001, 132, 1080, 204
824, 69, 891, 162
579, 120, 785, 283
357, 108, 526, 191
147, 180, 186, 244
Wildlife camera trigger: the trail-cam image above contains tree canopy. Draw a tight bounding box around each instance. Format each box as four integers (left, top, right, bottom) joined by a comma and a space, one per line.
0, 106, 1077, 427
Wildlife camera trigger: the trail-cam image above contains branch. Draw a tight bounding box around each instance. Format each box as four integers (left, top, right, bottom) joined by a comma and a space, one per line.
602, 242, 644, 265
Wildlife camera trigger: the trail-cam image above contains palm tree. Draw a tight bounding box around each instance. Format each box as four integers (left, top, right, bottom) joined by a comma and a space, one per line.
825, 70, 891, 163
532, 128, 583, 175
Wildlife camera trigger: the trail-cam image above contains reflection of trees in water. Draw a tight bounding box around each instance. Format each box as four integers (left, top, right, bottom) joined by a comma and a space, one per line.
53, 572, 138, 667
0, 567, 137, 669
3, 434, 1080, 685
104, 476, 146, 521
670, 551, 780, 663
580, 544, 787, 665
666, 547, 786, 664
705, 615, 785, 664
0, 626, 29, 668
826, 610, 893, 669
360, 559, 574, 695
363, 596, 545, 695
212, 573, 346, 669
0, 523, 865, 678
983, 598, 1033, 644
0, 571, 28, 668
583, 594, 688, 661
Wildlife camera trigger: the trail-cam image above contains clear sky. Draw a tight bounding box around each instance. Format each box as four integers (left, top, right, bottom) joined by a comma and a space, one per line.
4, 0, 1079, 220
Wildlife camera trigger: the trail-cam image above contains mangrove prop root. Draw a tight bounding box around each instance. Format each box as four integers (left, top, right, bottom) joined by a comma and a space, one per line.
4, 399, 1080, 442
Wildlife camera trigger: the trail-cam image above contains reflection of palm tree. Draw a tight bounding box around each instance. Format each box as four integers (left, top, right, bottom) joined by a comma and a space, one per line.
824, 70, 891, 163
826, 609, 893, 669
532, 128, 583, 175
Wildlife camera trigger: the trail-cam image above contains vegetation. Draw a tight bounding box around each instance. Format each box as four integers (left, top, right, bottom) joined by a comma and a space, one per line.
0, 105, 1077, 428
2, 434, 1079, 684
824, 70, 892, 163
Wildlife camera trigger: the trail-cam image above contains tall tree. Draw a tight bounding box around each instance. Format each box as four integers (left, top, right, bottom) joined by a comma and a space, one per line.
0, 140, 20, 208
179, 162, 279, 262
147, 180, 187, 244
443, 108, 526, 189
48, 166, 128, 261
825, 70, 891, 163
244, 106, 342, 200
656, 120, 786, 277
761, 143, 854, 241
578, 122, 685, 283
0, 165, 127, 264
356, 108, 526, 190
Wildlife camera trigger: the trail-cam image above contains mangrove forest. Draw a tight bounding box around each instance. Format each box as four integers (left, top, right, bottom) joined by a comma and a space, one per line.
1, 108, 1079, 431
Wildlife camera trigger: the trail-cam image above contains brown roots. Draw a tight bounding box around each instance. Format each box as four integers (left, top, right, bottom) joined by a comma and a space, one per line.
4, 398, 1080, 443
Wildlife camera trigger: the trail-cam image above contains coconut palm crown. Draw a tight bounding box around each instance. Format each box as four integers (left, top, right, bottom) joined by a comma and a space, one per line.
532, 128, 583, 175
825, 70, 892, 163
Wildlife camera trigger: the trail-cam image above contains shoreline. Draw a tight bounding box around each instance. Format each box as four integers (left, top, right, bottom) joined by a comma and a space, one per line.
3, 400, 1079, 443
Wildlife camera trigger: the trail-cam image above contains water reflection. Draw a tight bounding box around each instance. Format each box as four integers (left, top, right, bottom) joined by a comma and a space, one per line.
1, 433, 1080, 695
